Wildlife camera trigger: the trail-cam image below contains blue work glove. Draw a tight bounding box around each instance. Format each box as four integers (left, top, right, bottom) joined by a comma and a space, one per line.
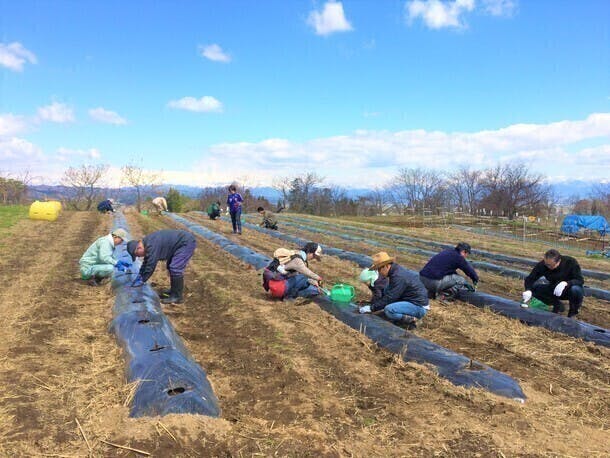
115, 260, 132, 272
131, 275, 144, 287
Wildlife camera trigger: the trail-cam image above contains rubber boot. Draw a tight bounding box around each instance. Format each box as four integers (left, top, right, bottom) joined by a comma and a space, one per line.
161, 276, 184, 304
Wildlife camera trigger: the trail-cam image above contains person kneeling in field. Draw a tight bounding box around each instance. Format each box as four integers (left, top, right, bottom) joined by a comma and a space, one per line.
152, 196, 168, 213
126, 229, 197, 305
263, 242, 324, 300
358, 267, 388, 304
80, 228, 131, 286
359, 252, 429, 329
257, 206, 278, 230
521, 249, 584, 318
206, 201, 222, 220
419, 242, 478, 299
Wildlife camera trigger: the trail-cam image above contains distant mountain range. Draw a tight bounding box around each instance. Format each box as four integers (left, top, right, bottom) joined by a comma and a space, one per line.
26, 180, 601, 204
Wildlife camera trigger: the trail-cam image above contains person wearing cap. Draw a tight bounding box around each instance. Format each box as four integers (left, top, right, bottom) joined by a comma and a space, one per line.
126, 229, 197, 304
358, 268, 388, 303
419, 242, 479, 299
257, 206, 278, 230
265, 242, 324, 299
522, 249, 584, 317
97, 198, 115, 214
359, 252, 429, 329
152, 196, 168, 213
79, 228, 130, 286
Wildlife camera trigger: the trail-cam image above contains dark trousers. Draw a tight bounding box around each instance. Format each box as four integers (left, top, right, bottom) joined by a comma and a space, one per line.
230, 208, 242, 233
166, 239, 197, 277
208, 210, 220, 220
532, 283, 584, 314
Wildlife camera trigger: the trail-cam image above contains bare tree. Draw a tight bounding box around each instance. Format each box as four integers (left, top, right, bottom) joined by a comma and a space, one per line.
121, 162, 162, 212
60, 164, 109, 210
272, 176, 292, 209
0, 170, 32, 205
479, 163, 550, 219
448, 167, 484, 214
391, 167, 446, 214
287, 172, 324, 213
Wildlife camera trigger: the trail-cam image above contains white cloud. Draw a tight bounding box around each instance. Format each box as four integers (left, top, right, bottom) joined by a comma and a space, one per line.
88, 107, 127, 125
406, 0, 475, 29
199, 44, 231, 63
0, 136, 43, 161
307, 1, 354, 36
37, 102, 75, 123
56, 147, 102, 162
0, 114, 28, 136
168, 96, 223, 113
181, 112, 610, 186
0, 42, 37, 71
482, 0, 517, 17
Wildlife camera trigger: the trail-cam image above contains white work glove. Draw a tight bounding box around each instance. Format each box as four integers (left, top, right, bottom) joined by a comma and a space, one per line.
553, 281, 568, 297
522, 290, 532, 303
359, 305, 372, 314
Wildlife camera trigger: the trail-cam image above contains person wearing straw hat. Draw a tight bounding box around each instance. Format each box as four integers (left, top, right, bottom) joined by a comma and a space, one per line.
359, 252, 429, 329
79, 228, 130, 286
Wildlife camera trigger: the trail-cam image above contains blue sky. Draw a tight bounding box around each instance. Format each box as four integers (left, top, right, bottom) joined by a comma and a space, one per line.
1, 0, 609, 187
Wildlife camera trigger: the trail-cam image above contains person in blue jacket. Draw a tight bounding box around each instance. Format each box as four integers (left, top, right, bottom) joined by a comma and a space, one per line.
419, 242, 479, 299
97, 198, 115, 214
126, 229, 197, 304
227, 185, 244, 234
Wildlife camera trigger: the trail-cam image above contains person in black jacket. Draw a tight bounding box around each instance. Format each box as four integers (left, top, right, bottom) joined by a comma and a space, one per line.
97, 199, 114, 214
358, 252, 429, 328
522, 249, 584, 317
126, 229, 197, 304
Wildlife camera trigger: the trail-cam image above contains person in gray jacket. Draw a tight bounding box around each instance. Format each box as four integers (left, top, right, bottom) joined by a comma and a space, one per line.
126, 229, 196, 304
359, 252, 429, 329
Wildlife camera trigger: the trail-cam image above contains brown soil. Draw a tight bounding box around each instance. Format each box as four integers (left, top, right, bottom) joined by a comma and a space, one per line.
1, 208, 608, 457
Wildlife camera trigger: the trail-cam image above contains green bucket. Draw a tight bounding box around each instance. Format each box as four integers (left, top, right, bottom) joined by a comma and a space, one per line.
529, 297, 550, 311
329, 283, 355, 303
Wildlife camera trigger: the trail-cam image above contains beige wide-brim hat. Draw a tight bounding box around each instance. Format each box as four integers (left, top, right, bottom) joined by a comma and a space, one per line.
369, 251, 395, 270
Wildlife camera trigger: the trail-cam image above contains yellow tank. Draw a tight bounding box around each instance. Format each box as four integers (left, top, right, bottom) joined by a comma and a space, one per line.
29, 201, 61, 222
49, 200, 62, 213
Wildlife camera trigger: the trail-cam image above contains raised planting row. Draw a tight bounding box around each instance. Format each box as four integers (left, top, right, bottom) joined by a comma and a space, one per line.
109, 210, 220, 417
167, 212, 526, 401
260, 215, 610, 303
282, 214, 610, 281
212, 214, 610, 347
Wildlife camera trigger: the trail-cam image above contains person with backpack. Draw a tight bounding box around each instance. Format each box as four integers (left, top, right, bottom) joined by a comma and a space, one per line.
257, 206, 278, 230
207, 201, 221, 220
419, 242, 479, 299
262, 242, 324, 300
227, 185, 243, 234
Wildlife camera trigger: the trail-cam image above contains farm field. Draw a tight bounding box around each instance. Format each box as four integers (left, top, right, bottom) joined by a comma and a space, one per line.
0, 209, 608, 457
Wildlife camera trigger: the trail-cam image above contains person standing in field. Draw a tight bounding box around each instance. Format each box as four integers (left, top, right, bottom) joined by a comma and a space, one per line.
227, 184, 243, 234
126, 229, 197, 305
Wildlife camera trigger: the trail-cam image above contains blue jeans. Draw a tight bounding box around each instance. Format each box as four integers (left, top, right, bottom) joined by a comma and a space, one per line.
285, 274, 320, 299
384, 301, 429, 321
230, 208, 242, 233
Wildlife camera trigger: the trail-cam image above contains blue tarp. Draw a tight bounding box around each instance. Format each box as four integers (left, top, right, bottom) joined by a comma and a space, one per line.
561, 215, 610, 236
